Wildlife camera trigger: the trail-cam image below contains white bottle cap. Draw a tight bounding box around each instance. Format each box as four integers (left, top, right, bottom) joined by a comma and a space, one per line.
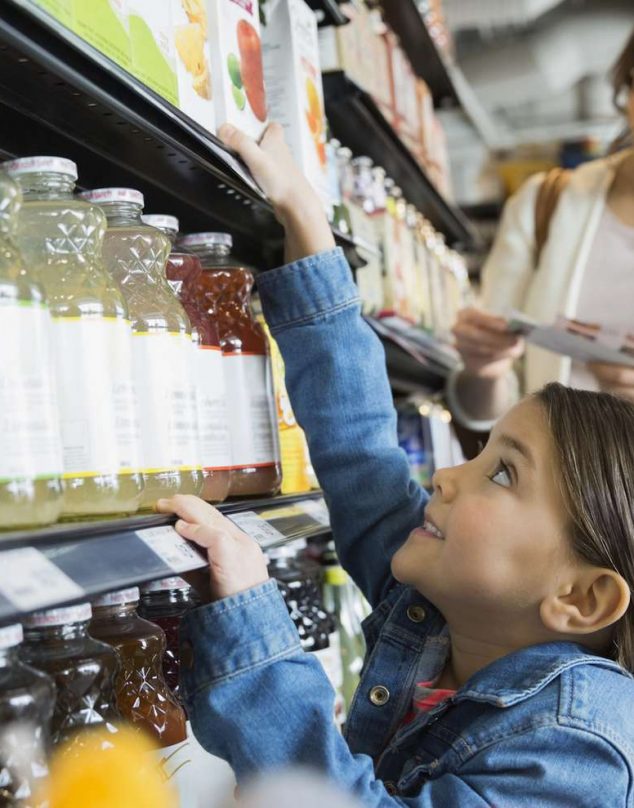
141, 214, 179, 234
141, 576, 191, 594
23, 602, 92, 627
80, 187, 144, 207
0, 623, 23, 649
3, 156, 78, 180
179, 232, 233, 249
92, 587, 140, 607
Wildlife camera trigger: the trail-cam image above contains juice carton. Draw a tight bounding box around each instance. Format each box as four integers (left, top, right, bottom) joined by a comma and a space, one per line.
34, 0, 74, 29
206, 0, 268, 139
262, 0, 329, 210
128, 0, 178, 106
73, 0, 131, 70
171, 0, 215, 132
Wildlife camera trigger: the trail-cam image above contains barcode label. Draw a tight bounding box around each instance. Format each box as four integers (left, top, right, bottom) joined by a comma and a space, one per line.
0, 547, 84, 612
227, 512, 285, 548
298, 498, 330, 526
136, 525, 207, 572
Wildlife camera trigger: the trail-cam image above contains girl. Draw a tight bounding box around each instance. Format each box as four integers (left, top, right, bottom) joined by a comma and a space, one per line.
158, 124, 634, 806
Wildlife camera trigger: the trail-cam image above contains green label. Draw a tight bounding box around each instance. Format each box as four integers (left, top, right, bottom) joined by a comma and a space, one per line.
73, 0, 131, 71
129, 14, 178, 106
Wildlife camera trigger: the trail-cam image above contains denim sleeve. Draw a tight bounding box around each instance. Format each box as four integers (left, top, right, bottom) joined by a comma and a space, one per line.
257, 248, 428, 606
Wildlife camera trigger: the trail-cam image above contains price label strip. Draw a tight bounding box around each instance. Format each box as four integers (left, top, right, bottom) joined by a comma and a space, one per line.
298, 498, 330, 527
136, 525, 207, 573
227, 512, 286, 549
0, 547, 84, 612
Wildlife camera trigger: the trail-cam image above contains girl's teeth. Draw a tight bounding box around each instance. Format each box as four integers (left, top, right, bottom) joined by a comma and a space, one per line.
424, 520, 443, 539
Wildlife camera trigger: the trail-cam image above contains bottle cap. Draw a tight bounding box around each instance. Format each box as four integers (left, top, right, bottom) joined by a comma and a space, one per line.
23, 603, 92, 627
0, 623, 23, 649
80, 188, 144, 207
141, 214, 179, 234
92, 587, 140, 607
3, 156, 78, 180
179, 232, 232, 249
140, 576, 190, 594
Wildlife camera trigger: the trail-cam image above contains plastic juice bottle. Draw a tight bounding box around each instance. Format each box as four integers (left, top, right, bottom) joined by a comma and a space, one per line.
138, 576, 199, 702
82, 189, 203, 509
179, 232, 282, 498
4, 157, 143, 517
142, 214, 231, 504
90, 588, 187, 747
0, 623, 55, 807
20, 603, 120, 751
0, 169, 63, 528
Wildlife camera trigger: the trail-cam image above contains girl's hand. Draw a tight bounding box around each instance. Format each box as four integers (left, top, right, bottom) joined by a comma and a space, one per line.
588, 362, 634, 403
452, 307, 525, 379
218, 122, 335, 263
156, 495, 270, 601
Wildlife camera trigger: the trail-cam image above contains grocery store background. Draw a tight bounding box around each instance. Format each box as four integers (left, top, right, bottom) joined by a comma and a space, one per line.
1, 0, 634, 806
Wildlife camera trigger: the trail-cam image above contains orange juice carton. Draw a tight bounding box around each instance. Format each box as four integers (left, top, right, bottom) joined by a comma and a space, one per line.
206, 0, 268, 139
262, 0, 329, 211
128, 0, 178, 105
72, 0, 131, 71
171, 0, 215, 132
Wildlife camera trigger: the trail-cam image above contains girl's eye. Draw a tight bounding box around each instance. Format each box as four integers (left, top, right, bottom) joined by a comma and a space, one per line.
489, 462, 513, 488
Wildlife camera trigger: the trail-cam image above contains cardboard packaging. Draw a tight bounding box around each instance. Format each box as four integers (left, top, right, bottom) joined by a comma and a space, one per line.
34, 0, 74, 29
262, 0, 329, 210
128, 0, 178, 106
206, 0, 268, 139
73, 0, 131, 71
171, 0, 215, 132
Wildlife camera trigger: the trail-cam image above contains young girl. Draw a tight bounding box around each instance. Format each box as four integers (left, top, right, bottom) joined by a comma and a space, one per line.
157, 124, 634, 806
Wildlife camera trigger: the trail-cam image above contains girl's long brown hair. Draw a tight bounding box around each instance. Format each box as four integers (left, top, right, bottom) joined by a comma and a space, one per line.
536, 383, 634, 672
610, 27, 634, 152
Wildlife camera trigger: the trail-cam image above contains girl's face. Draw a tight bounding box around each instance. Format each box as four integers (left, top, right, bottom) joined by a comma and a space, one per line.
391, 399, 577, 643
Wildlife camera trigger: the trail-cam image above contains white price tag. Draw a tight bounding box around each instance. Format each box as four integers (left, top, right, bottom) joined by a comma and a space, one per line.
298, 498, 330, 526
0, 548, 84, 612
227, 512, 285, 548
136, 525, 207, 572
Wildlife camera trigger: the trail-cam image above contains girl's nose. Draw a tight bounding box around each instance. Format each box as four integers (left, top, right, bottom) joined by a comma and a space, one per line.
432, 465, 458, 502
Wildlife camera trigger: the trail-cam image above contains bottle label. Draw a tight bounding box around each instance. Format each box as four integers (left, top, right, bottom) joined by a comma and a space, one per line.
0, 300, 62, 482
51, 316, 127, 477
223, 353, 279, 468
196, 346, 232, 469
109, 318, 141, 474
132, 332, 201, 472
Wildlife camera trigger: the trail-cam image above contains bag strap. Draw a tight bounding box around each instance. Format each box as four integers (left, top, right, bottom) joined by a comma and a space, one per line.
534, 167, 571, 267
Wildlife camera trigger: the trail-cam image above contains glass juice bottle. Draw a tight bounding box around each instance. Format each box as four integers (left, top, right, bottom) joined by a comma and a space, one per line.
138, 576, 199, 702
82, 189, 203, 509
90, 588, 187, 747
142, 215, 231, 504
20, 603, 120, 751
0, 623, 55, 807
0, 169, 62, 528
179, 233, 282, 498
4, 157, 143, 517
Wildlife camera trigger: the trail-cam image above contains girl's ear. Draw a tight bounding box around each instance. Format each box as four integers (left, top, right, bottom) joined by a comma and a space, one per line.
540, 568, 631, 635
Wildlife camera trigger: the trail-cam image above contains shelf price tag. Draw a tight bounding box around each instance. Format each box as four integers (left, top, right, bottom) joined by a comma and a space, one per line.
0, 547, 84, 612
136, 525, 207, 573
298, 498, 330, 526
227, 512, 285, 548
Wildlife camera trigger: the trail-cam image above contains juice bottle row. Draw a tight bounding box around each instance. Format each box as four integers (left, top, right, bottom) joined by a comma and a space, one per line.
0, 156, 298, 529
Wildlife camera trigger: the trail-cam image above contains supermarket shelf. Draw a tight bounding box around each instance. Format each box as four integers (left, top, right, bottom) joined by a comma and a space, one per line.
306, 0, 349, 27
379, 0, 457, 107
0, 1, 365, 270
323, 71, 480, 250
0, 492, 331, 622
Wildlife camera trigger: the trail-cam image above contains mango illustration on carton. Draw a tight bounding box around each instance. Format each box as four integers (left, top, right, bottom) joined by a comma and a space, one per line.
172, 0, 215, 131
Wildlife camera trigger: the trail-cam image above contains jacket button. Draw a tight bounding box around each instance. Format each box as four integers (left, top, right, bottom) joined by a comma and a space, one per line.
407, 605, 426, 623
369, 685, 390, 706
384, 781, 398, 796
180, 640, 194, 669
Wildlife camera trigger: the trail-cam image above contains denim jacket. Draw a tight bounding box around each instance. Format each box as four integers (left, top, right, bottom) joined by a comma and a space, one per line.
181, 249, 634, 806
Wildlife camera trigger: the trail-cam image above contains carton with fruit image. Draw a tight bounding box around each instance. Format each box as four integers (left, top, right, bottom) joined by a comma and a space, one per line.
262, 0, 329, 212
171, 0, 215, 132
128, 0, 178, 105
206, 0, 268, 140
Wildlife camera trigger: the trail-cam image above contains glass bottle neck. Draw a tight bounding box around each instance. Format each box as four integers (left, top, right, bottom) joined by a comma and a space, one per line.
191, 244, 233, 263
91, 603, 138, 622
0, 647, 19, 668
103, 202, 144, 227
24, 621, 90, 642
16, 174, 76, 199
140, 590, 192, 609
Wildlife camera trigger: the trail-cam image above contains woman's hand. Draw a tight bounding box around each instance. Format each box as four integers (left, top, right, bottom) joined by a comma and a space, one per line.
452, 307, 525, 379
156, 495, 269, 601
218, 122, 335, 263
588, 362, 634, 403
